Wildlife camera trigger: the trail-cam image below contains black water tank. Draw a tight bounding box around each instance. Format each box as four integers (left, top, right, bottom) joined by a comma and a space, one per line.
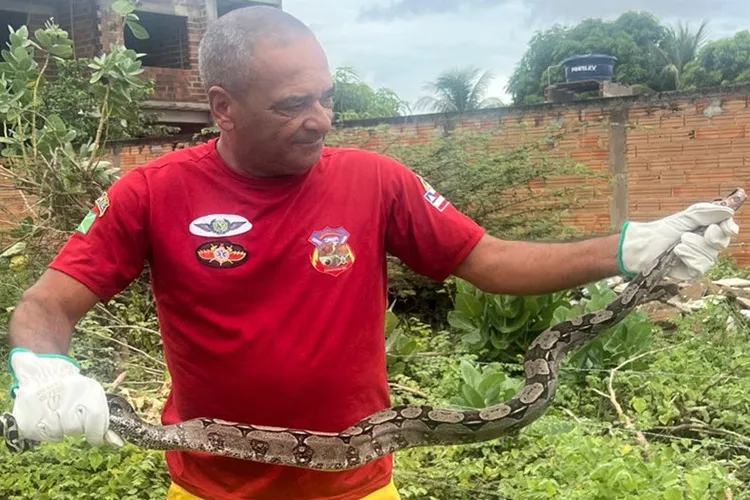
562, 54, 617, 82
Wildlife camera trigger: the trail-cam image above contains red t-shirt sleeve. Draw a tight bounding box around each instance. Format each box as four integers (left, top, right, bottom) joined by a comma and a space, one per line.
381, 155, 486, 282
49, 168, 151, 303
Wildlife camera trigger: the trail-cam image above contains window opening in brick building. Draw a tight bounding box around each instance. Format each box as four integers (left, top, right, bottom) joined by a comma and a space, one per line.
217, 1, 281, 18
124, 11, 190, 69
0, 10, 30, 51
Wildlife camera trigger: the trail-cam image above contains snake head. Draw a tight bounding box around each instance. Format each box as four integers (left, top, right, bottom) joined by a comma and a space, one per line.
106, 393, 137, 417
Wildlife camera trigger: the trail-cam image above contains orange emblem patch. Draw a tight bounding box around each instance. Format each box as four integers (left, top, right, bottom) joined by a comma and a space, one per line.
309, 227, 355, 277
196, 241, 248, 268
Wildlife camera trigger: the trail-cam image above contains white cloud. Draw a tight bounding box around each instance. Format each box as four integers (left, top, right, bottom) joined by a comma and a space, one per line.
282, 0, 749, 108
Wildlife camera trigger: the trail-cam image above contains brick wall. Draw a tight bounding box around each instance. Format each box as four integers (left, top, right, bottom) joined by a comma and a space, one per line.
3, 85, 750, 264
54, 0, 101, 59
104, 85, 750, 264
99, 0, 208, 103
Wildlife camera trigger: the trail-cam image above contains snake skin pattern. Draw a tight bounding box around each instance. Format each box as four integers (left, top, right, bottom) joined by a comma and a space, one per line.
1, 188, 745, 471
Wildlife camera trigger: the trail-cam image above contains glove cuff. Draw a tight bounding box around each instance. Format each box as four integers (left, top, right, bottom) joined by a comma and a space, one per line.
8, 347, 81, 398
617, 221, 637, 279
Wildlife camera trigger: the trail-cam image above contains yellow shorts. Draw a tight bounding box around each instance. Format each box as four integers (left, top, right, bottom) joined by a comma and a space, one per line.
166, 479, 401, 500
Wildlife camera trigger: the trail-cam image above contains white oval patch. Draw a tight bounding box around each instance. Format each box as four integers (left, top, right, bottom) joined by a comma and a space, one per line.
190, 214, 252, 238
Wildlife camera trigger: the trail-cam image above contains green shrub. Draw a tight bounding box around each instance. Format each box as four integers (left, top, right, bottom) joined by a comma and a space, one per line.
394, 417, 741, 500
327, 125, 600, 322
0, 7, 164, 237
447, 277, 572, 362
0, 373, 171, 500
39, 59, 178, 144
552, 280, 655, 380
451, 359, 523, 409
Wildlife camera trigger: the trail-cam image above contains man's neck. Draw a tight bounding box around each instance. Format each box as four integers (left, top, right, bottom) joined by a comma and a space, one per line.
216, 136, 268, 178
215, 135, 315, 179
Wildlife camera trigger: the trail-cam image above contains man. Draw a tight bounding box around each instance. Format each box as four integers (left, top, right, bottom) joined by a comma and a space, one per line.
6, 6, 739, 500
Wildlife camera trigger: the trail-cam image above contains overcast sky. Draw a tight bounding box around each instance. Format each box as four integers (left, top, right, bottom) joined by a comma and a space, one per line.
282, 0, 747, 107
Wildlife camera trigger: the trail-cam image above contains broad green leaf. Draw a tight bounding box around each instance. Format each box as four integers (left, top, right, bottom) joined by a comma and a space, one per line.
476, 371, 505, 394
125, 20, 150, 40
447, 311, 476, 332
459, 359, 481, 388
494, 309, 531, 334
662, 488, 682, 500
455, 292, 482, 319
460, 328, 483, 346
35, 29, 52, 49
112, 0, 136, 15
49, 43, 73, 58
630, 397, 648, 414
460, 383, 485, 409
88, 449, 104, 470
488, 333, 510, 351
384, 310, 398, 336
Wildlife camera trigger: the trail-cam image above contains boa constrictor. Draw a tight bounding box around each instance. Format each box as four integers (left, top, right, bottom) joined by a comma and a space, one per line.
1, 188, 746, 471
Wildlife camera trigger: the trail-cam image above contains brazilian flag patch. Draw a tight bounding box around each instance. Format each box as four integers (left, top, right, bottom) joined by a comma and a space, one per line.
76, 210, 97, 235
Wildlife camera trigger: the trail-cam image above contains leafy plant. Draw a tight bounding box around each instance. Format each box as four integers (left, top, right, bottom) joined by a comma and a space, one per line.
681, 29, 750, 89
552, 281, 655, 378
385, 310, 420, 376
0, 374, 171, 500
332, 67, 410, 122
327, 125, 599, 322
448, 278, 572, 362
0, 2, 160, 241
39, 59, 177, 145
387, 297, 750, 499
451, 359, 523, 409
414, 66, 504, 113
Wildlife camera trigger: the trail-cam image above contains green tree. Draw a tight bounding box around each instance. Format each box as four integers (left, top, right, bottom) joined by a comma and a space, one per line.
415, 67, 503, 113
332, 67, 408, 121
39, 59, 178, 145
507, 11, 669, 104
681, 30, 750, 88
0, 1, 156, 236
652, 20, 710, 90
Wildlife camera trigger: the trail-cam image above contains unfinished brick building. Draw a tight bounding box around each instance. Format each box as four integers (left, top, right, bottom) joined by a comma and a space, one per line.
0, 0, 282, 133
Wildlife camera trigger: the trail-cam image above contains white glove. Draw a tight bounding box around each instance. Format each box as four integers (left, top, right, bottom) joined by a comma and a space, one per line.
8, 348, 123, 446
618, 202, 739, 281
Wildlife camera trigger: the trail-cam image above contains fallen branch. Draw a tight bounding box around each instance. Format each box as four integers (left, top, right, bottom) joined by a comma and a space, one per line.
78, 324, 167, 368
651, 419, 750, 446
561, 408, 581, 424
109, 371, 127, 390
389, 382, 429, 399
592, 340, 695, 458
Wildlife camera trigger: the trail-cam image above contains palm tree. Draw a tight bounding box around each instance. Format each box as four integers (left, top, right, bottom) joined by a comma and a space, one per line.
415, 67, 504, 114
654, 20, 710, 90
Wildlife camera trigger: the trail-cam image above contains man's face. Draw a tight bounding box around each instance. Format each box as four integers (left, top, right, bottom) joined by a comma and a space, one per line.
222, 34, 334, 176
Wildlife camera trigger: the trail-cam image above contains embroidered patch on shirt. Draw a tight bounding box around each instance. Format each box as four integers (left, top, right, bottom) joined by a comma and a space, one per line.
308, 227, 355, 277
190, 214, 252, 237
424, 188, 450, 212
416, 174, 433, 192
76, 210, 97, 235
416, 174, 450, 212
95, 192, 110, 217
196, 241, 249, 268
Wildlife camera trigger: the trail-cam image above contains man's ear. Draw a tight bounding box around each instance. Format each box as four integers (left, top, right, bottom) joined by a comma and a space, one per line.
207, 86, 236, 132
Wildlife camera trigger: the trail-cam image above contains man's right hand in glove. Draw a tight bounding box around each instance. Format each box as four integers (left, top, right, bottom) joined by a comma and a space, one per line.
9, 348, 123, 446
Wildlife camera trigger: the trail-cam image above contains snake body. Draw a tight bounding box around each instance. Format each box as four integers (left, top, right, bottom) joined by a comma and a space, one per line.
1, 188, 745, 471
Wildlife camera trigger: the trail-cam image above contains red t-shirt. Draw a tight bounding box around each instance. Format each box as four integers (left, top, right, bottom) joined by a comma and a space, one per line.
49, 138, 485, 499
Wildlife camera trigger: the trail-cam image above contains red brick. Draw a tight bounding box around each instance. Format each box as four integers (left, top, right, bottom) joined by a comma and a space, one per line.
695, 126, 746, 140
671, 186, 723, 199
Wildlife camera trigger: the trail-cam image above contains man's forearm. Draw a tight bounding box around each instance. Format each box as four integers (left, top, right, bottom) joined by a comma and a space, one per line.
9, 293, 75, 355
454, 233, 622, 296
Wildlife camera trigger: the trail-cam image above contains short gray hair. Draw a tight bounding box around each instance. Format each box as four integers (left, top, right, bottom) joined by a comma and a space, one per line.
198, 6, 312, 96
